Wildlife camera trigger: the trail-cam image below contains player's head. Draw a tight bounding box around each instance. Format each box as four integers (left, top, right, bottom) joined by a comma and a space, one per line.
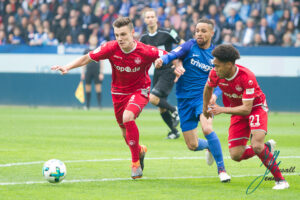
143, 8, 158, 28
113, 17, 135, 51
195, 18, 214, 48
212, 44, 240, 79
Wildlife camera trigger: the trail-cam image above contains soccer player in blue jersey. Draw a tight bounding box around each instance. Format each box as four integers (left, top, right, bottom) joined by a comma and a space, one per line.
155, 18, 230, 182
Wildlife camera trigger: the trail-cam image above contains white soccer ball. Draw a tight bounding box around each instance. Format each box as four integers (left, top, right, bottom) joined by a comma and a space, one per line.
42, 159, 67, 183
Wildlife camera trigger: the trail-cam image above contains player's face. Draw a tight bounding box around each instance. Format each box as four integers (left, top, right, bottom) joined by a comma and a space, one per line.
114, 25, 135, 51
144, 11, 157, 27
195, 23, 214, 48
213, 58, 232, 79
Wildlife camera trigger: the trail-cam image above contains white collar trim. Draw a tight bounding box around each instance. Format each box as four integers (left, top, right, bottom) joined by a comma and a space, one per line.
226, 66, 239, 81
121, 41, 137, 54
149, 31, 158, 37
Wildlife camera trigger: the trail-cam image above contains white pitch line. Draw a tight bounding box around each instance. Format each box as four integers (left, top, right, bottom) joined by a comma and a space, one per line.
0, 173, 298, 186
1, 156, 300, 168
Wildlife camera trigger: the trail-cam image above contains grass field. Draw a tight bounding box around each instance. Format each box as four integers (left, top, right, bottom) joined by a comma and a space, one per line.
0, 106, 299, 200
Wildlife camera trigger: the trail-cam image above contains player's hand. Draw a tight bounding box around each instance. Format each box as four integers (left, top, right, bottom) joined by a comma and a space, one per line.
51, 66, 69, 75
203, 108, 213, 119
174, 65, 185, 82
208, 104, 223, 116
209, 94, 217, 105
99, 73, 104, 81
154, 58, 163, 68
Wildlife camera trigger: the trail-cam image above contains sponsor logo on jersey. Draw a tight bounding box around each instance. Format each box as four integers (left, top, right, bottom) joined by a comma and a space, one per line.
224, 92, 243, 99
134, 57, 142, 64
190, 58, 213, 72
235, 85, 243, 92
173, 46, 182, 52
246, 88, 254, 95
192, 54, 200, 57
113, 55, 123, 59
114, 64, 140, 73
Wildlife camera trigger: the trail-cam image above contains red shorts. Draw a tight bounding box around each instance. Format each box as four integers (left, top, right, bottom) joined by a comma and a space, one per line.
112, 89, 149, 128
228, 105, 268, 148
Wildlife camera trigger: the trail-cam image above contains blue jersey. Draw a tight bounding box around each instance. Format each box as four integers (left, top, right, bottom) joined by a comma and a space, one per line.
161, 39, 220, 98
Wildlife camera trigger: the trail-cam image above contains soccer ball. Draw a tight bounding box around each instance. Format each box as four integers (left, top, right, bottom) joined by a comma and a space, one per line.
42, 159, 67, 183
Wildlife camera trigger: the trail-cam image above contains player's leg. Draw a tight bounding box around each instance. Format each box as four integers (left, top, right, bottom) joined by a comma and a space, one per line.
249, 107, 288, 189
179, 98, 209, 151
85, 71, 92, 109
199, 114, 228, 175
228, 115, 256, 162
95, 83, 102, 108
123, 91, 149, 179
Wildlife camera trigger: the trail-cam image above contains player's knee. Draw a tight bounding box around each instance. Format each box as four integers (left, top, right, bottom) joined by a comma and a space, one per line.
149, 94, 159, 105
230, 152, 242, 162
122, 113, 135, 123
252, 143, 264, 154
202, 127, 213, 135
187, 143, 198, 151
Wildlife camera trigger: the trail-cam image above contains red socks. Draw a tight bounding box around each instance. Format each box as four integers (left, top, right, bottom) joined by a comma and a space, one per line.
257, 145, 284, 181
239, 145, 256, 161
124, 121, 140, 163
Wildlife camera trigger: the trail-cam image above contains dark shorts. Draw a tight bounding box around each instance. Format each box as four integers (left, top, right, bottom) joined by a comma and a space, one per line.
151, 68, 175, 99
85, 68, 102, 84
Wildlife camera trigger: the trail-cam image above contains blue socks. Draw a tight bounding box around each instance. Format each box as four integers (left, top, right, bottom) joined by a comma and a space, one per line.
205, 131, 225, 172
195, 138, 209, 151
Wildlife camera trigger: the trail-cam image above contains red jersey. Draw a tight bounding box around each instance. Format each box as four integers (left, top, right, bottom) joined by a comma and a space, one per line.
208, 64, 266, 108
89, 40, 165, 94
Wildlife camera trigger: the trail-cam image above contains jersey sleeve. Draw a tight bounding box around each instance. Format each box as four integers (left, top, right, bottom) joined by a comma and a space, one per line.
161, 39, 194, 65
207, 69, 219, 88
241, 73, 257, 101
88, 41, 113, 62
144, 44, 167, 62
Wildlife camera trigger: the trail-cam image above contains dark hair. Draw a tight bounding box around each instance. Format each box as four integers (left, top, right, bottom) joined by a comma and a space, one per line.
212, 44, 240, 63
197, 18, 214, 29
112, 17, 133, 30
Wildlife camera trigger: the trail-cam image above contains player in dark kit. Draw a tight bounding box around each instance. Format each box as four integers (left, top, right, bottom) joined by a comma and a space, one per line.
81, 35, 104, 109
140, 8, 184, 139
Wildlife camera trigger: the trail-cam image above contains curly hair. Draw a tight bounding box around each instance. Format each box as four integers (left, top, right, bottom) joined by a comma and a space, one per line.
212, 44, 240, 63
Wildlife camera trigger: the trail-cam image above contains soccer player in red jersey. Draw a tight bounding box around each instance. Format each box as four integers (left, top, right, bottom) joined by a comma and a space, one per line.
51, 17, 166, 179
203, 44, 289, 190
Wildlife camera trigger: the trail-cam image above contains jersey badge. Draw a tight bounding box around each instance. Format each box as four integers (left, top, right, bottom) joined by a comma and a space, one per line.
134, 57, 142, 64
235, 85, 242, 92
248, 80, 253, 85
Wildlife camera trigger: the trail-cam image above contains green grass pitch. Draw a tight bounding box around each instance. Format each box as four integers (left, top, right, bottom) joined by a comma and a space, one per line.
0, 106, 299, 200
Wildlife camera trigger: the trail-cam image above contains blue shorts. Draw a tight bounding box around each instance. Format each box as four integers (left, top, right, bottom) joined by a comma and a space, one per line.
177, 97, 203, 132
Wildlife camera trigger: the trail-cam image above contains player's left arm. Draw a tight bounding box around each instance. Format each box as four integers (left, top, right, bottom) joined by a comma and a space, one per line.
208, 99, 253, 116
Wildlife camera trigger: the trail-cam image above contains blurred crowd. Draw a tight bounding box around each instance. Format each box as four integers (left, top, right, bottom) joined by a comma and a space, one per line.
0, 0, 300, 47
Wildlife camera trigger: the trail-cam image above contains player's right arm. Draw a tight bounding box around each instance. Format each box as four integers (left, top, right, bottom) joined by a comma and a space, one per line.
51, 54, 91, 75
52, 42, 113, 75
